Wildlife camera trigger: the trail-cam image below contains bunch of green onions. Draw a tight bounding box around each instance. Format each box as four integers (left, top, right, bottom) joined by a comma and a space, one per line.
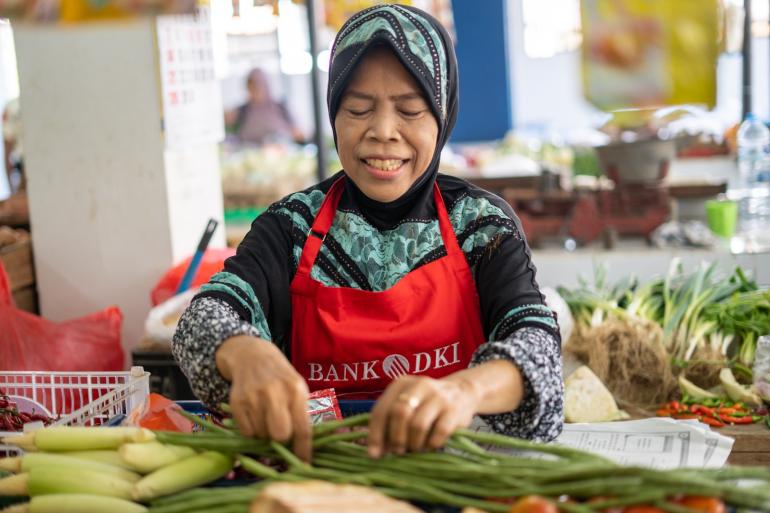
560, 261, 764, 365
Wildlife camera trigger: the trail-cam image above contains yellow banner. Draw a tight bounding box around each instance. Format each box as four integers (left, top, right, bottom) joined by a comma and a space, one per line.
0, 0, 196, 23
324, 0, 412, 31
581, 0, 719, 112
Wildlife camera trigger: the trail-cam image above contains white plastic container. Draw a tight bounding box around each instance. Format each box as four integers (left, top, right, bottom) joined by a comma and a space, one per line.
0, 367, 150, 456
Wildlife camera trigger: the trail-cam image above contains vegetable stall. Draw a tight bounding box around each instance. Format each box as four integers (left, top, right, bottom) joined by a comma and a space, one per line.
2, 416, 770, 513
557, 260, 770, 464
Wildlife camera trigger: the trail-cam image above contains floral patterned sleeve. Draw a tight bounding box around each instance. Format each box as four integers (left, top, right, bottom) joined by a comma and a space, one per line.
470, 229, 565, 442
172, 296, 263, 411
471, 327, 564, 442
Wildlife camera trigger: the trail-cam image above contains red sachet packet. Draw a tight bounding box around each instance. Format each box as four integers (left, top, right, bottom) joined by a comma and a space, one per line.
307, 388, 343, 424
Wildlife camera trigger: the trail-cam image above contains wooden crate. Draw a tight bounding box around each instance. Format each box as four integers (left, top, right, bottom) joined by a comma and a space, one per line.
11, 285, 38, 314
0, 235, 34, 291
0, 235, 38, 313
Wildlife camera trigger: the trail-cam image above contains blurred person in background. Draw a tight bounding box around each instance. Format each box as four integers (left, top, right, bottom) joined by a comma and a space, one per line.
225, 68, 305, 146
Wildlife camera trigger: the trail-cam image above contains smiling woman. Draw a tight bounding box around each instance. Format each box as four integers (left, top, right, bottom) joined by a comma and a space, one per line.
173, 3, 563, 462
335, 45, 439, 202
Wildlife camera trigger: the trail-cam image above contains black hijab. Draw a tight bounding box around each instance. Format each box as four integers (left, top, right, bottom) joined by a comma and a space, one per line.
326, 4, 459, 229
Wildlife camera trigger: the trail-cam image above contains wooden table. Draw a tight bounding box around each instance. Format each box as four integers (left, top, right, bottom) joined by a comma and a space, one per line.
723, 423, 770, 466
623, 405, 770, 467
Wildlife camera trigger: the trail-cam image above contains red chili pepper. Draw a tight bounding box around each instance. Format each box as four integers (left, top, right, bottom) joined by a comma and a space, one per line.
719, 414, 755, 424
656, 409, 672, 417
717, 407, 738, 415
695, 405, 715, 416
700, 416, 725, 428
673, 413, 700, 420
732, 412, 751, 417
670, 401, 682, 412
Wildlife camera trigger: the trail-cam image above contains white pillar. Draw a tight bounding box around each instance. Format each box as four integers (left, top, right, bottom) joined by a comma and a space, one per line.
13, 17, 225, 354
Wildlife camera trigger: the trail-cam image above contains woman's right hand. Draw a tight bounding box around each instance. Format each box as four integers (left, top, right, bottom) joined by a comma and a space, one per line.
215, 335, 312, 461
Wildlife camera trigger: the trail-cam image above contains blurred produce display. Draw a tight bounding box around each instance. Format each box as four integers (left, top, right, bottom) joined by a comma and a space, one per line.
558, 262, 770, 411
220, 144, 339, 211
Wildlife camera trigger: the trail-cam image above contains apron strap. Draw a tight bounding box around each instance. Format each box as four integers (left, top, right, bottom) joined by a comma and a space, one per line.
296, 177, 462, 276
432, 182, 463, 256
296, 177, 345, 276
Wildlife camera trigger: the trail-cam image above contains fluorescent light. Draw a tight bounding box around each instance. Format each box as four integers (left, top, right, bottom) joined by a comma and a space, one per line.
225, 4, 277, 35
281, 51, 312, 75
317, 50, 331, 72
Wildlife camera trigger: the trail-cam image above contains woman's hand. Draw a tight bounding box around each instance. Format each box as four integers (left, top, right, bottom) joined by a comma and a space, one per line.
367, 375, 480, 458
367, 360, 525, 458
215, 335, 312, 461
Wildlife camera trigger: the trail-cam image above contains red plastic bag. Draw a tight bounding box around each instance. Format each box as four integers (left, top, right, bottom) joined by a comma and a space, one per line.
0, 260, 124, 372
132, 393, 194, 433
150, 248, 236, 306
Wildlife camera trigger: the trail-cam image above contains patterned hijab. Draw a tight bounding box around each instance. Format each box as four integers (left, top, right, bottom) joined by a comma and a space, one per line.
327, 4, 459, 229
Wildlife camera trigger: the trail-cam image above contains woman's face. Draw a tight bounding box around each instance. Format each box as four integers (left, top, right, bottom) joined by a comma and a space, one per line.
335, 47, 439, 203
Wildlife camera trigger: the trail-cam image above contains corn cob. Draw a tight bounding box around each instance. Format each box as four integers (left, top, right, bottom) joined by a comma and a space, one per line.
119, 442, 196, 474
18, 453, 141, 483
2, 427, 155, 452
2, 493, 148, 513
65, 449, 138, 470
132, 451, 233, 502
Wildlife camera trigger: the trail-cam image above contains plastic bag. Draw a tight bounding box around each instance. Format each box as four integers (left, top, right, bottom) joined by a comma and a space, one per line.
129, 393, 194, 433
150, 248, 235, 306
144, 287, 199, 342
125, 390, 343, 433
0, 260, 124, 372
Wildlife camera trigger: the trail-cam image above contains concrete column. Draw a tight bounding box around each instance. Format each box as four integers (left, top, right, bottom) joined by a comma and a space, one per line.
14, 17, 225, 353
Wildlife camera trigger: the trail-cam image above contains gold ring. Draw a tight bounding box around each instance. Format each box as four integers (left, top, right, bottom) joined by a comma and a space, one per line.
397, 393, 420, 409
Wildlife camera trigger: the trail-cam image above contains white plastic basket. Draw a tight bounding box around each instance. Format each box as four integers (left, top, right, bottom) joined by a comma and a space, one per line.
0, 367, 150, 456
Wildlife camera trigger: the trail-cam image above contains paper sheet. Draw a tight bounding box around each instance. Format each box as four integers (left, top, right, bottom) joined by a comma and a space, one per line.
470, 417, 734, 469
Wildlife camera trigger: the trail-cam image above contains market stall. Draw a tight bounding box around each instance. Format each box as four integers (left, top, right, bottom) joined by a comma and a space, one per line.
0, 0, 769, 511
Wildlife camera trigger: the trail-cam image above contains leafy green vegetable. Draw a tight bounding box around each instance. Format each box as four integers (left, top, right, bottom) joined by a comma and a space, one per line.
559, 261, 763, 364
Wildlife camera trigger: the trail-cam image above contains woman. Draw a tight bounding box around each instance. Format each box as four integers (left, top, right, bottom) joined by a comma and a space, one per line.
225, 68, 305, 145
174, 4, 563, 462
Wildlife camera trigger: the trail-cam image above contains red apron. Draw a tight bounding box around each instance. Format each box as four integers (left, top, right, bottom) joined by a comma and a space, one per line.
289, 178, 486, 399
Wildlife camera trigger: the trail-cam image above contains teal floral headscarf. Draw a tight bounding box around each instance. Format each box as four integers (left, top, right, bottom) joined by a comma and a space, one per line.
326, 4, 459, 227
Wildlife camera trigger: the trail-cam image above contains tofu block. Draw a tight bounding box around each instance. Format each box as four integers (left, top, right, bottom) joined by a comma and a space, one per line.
250, 480, 423, 513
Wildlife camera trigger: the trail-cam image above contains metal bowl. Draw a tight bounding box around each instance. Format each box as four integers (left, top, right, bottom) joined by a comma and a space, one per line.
595, 138, 678, 184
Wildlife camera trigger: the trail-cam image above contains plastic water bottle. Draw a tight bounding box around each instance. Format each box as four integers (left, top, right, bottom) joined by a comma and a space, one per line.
734, 114, 770, 249
754, 336, 770, 402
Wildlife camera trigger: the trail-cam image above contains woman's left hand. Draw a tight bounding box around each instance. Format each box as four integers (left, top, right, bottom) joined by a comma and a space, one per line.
367, 375, 480, 458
